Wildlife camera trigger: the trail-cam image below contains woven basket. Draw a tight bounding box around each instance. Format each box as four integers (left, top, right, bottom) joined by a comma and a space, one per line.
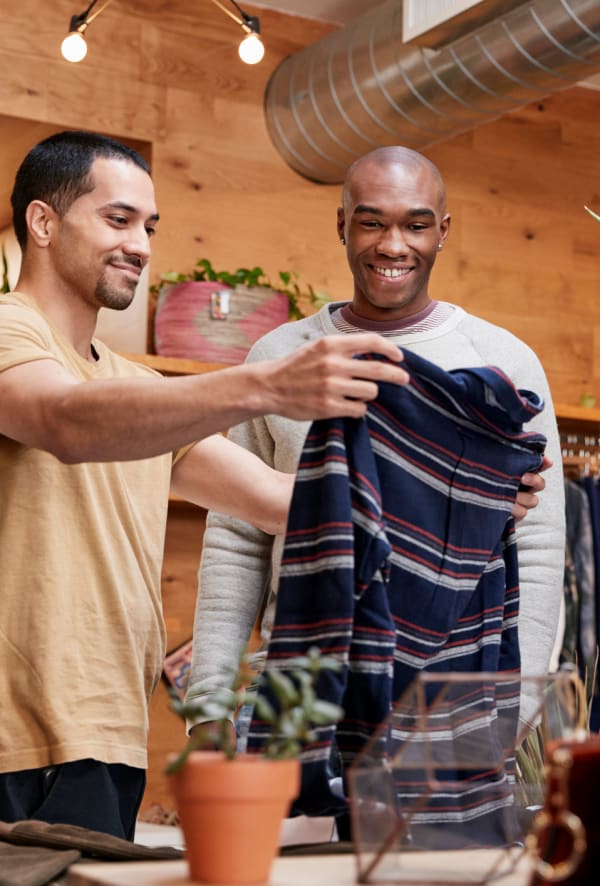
153, 281, 289, 364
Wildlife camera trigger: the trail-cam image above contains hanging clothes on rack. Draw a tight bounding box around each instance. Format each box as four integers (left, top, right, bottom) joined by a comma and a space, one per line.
561, 477, 596, 677
560, 433, 600, 728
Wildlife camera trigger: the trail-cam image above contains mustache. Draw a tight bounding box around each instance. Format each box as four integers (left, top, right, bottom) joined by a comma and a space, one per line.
107, 254, 144, 270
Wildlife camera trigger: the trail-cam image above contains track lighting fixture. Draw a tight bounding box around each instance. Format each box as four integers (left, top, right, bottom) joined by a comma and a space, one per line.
60, 0, 264, 65
209, 0, 265, 65
60, 0, 115, 63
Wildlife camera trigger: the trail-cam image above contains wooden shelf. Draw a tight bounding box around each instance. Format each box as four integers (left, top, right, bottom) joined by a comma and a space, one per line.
121, 353, 229, 376
555, 403, 600, 427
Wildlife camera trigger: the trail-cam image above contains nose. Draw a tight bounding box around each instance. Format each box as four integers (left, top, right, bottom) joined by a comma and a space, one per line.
376, 226, 408, 257
122, 225, 151, 266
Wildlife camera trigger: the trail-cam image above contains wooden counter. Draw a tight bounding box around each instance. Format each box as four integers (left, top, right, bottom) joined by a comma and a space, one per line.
66, 849, 534, 885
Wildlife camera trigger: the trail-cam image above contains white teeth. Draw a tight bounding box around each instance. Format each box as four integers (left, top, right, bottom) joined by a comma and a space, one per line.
374, 266, 410, 278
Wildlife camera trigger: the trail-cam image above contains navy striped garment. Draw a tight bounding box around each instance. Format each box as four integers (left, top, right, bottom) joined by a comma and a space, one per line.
247, 349, 546, 833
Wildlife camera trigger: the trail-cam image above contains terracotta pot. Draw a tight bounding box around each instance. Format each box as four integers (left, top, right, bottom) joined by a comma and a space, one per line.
169, 751, 300, 884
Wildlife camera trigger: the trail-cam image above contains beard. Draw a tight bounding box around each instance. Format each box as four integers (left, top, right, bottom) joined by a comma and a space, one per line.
94, 256, 140, 311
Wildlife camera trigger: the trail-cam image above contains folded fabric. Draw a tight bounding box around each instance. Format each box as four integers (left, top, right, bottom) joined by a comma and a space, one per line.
0, 842, 80, 886
0, 819, 183, 860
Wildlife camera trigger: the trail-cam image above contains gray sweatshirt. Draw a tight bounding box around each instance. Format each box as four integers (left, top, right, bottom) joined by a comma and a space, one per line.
186, 302, 565, 727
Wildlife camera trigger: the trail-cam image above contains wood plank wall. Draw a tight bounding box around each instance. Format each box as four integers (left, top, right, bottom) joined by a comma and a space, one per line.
1, 0, 599, 404
1, 0, 599, 813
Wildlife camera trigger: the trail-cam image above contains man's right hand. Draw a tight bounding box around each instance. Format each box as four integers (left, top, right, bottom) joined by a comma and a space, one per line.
254, 333, 409, 421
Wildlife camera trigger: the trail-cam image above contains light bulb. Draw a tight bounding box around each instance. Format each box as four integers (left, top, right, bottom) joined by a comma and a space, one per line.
238, 33, 264, 65
61, 31, 88, 63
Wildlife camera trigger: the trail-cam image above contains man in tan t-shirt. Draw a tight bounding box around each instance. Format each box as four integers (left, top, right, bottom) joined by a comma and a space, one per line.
0, 130, 410, 839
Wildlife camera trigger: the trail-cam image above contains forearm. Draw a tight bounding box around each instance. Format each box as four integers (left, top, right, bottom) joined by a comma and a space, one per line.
517, 506, 565, 677
171, 435, 294, 535
516, 410, 565, 725
13, 361, 278, 463
185, 514, 274, 726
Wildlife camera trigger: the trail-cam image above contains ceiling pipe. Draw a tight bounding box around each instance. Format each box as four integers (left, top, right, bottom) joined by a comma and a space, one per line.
264, 0, 600, 183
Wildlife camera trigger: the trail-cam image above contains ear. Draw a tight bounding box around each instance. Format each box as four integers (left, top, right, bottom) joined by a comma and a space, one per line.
439, 212, 451, 247
336, 207, 345, 242
26, 200, 58, 248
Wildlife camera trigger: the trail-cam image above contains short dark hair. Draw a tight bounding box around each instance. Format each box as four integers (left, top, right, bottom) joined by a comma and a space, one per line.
11, 130, 151, 250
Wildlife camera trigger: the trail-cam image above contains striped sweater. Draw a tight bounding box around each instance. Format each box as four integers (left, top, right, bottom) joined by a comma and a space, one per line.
247, 349, 546, 832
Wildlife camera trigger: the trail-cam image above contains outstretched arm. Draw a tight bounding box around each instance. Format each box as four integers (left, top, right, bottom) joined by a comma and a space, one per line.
0, 334, 408, 463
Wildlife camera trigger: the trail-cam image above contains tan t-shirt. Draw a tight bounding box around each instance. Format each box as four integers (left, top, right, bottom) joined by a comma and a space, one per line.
0, 292, 174, 771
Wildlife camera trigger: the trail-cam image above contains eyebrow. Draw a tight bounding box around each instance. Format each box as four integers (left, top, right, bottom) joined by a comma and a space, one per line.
102, 201, 160, 223
354, 204, 383, 215
354, 204, 435, 219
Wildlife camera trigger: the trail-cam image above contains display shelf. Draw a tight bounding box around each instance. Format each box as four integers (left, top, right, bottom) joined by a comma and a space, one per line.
554, 402, 600, 427
121, 352, 228, 377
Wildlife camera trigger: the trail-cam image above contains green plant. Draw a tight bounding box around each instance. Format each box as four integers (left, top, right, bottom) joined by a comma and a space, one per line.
150, 257, 331, 321
515, 662, 594, 797
1, 243, 10, 294
167, 646, 343, 773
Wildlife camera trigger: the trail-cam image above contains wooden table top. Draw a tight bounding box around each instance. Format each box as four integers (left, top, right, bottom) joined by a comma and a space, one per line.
65, 848, 534, 885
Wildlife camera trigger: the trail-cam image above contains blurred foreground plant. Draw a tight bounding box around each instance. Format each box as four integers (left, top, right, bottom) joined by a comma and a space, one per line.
167, 646, 343, 773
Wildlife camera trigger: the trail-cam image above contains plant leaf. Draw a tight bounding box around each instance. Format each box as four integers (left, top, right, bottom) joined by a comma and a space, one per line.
307, 699, 344, 725
253, 695, 278, 725
266, 669, 300, 705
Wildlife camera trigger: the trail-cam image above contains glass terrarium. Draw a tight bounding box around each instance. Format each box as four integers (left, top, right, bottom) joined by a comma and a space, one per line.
348, 671, 584, 884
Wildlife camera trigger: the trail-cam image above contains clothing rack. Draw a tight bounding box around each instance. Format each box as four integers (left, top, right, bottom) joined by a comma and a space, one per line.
561, 432, 600, 477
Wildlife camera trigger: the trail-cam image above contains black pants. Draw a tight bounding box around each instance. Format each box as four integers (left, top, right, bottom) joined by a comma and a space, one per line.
0, 759, 146, 841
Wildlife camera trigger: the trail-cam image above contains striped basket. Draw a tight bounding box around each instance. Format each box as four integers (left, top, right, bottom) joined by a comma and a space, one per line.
153, 281, 289, 364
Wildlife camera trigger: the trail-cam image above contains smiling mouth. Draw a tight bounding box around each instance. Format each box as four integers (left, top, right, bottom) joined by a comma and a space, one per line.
111, 262, 141, 280
371, 265, 412, 278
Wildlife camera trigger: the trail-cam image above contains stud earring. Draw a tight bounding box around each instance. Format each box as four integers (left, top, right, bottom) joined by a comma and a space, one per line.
340, 237, 346, 245
437, 243, 443, 250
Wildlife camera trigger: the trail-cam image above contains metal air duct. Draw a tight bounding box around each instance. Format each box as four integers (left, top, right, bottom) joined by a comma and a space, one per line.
264, 0, 600, 183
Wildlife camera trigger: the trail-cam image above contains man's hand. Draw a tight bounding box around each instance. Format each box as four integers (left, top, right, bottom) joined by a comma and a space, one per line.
260, 333, 409, 421
512, 454, 552, 522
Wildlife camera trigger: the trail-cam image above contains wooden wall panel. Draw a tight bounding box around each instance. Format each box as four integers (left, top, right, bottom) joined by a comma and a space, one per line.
1, 0, 600, 814
423, 92, 600, 405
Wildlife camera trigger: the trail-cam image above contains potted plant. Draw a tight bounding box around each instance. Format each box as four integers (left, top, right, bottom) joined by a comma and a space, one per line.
150, 258, 331, 364
166, 646, 343, 885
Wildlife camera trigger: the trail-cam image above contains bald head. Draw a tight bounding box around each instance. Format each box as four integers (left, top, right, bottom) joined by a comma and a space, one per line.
342, 147, 446, 216
336, 145, 451, 322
